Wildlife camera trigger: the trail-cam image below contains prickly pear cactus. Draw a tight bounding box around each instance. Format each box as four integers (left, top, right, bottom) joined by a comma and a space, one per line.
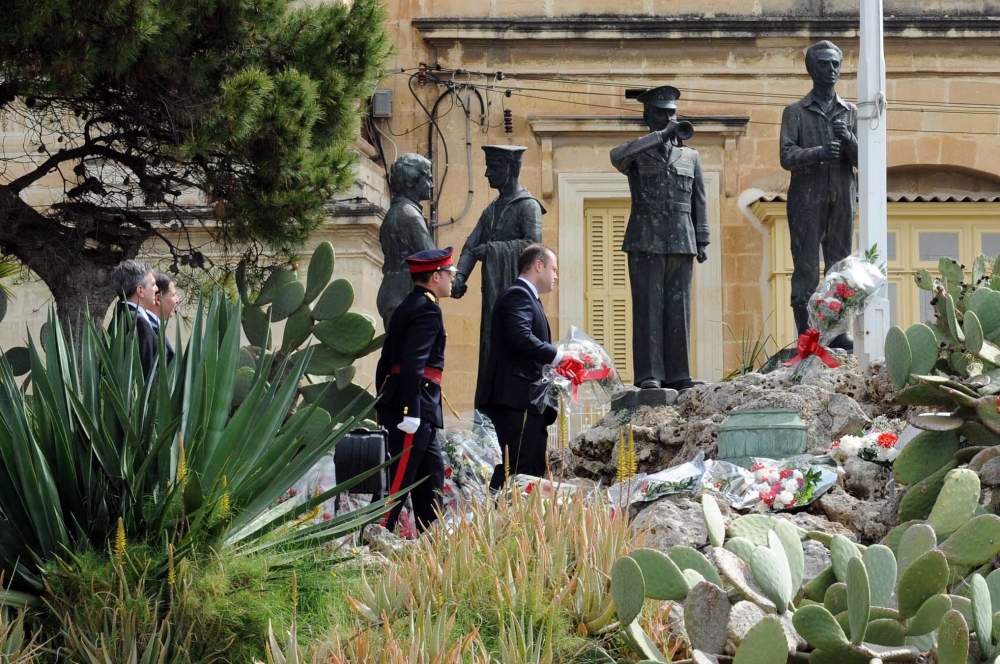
236, 242, 383, 420
0, 286, 31, 377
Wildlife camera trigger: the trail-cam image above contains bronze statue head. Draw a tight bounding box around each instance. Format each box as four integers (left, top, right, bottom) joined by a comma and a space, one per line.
805, 41, 843, 90
389, 153, 433, 202
638, 85, 680, 132
482, 145, 526, 191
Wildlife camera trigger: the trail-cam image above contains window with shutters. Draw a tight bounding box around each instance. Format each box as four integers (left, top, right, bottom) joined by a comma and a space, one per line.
585, 201, 633, 382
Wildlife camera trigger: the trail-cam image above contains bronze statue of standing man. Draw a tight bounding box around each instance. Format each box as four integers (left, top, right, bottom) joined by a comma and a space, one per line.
780, 40, 858, 350
452, 145, 544, 392
377, 154, 436, 329
610, 86, 709, 392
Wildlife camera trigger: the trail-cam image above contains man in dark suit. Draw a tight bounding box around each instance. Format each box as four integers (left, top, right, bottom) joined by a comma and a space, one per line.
375, 247, 456, 535
149, 271, 180, 365
477, 244, 568, 490
110, 259, 159, 376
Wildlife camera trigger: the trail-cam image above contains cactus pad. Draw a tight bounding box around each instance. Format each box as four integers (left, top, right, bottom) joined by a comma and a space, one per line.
3, 347, 30, 377
927, 468, 980, 536
824, 583, 848, 615
907, 594, 952, 636
831, 535, 862, 582
970, 573, 993, 656
269, 281, 306, 323
905, 323, 941, 376
863, 618, 905, 647
894, 384, 958, 409
861, 545, 896, 607
232, 366, 256, 407
311, 279, 355, 321
611, 556, 646, 626
701, 494, 725, 548
243, 304, 270, 349
710, 548, 776, 613
898, 460, 959, 522
728, 514, 779, 547
792, 604, 850, 652
939, 514, 1000, 567
892, 430, 960, 486
846, 557, 870, 645
898, 549, 950, 619
731, 616, 788, 664
724, 537, 757, 564
911, 412, 965, 431
803, 566, 837, 603
621, 619, 667, 662
305, 241, 335, 304
884, 326, 912, 389
628, 548, 689, 601
751, 537, 793, 613
313, 313, 375, 356
668, 545, 723, 588
938, 609, 970, 664
280, 305, 313, 352
302, 344, 354, 376
773, 519, 805, 593
966, 309, 986, 354
255, 266, 298, 306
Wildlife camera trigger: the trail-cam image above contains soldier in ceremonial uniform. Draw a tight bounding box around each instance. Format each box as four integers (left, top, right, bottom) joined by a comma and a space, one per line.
610, 85, 710, 392
375, 247, 456, 535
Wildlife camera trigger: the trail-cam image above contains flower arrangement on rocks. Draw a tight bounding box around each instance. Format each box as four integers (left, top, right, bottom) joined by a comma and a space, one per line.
749, 461, 823, 510
829, 416, 908, 470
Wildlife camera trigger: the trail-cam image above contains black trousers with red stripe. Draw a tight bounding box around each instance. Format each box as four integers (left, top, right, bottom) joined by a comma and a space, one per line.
381, 415, 445, 534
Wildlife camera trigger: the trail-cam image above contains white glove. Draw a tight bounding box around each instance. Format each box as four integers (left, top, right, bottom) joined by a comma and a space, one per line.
397, 416, 421, 434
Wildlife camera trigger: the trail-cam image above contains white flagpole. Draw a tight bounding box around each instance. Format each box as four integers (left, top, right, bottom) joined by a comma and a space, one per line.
856, 0, 890, 368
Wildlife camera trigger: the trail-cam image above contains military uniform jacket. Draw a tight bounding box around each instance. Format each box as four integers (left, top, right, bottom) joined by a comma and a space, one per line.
375, 286, 446, 428
610, 137, 709, 255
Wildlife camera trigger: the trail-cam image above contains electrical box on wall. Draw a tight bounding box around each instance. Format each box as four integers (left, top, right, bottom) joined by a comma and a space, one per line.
371, 89, 393, 118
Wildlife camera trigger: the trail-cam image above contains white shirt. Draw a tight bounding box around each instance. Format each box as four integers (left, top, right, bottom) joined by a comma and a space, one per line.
125, 300, 150, 323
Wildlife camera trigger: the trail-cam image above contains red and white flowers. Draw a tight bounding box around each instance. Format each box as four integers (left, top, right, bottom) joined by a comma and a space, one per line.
749, 462, 823, 511
829, 423, 903, 469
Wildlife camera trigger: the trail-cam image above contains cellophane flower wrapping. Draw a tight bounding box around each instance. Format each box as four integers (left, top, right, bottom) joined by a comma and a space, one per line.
829, 416, 907, 470
437, 411, 502, 522
607, 451, 706, 508
700, 459, 756, 507
743, 457, 839, 511
792, 253, 887, 378
532, 326, 626, 412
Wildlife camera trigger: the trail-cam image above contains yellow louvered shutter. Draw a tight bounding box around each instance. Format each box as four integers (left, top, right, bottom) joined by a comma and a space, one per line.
586, 201, 633, 383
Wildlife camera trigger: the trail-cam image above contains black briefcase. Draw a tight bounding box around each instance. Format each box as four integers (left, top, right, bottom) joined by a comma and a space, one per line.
333, 427, 389, 498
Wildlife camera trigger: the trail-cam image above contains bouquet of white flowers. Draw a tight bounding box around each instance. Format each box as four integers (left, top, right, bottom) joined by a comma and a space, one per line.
829, 417, 907, 470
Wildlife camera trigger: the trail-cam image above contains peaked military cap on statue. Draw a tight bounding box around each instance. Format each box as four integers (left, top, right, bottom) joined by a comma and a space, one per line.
406, 246, 457, 274
482, 145, 527, 162
636, 85, 680, 110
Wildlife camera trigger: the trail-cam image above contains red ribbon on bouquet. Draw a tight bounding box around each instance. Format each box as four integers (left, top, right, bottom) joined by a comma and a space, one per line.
782, 329, 840, 369
554, 357, 612, 403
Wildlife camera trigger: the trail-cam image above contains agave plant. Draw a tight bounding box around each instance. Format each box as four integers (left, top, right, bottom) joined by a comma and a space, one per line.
0, 291, 389, 599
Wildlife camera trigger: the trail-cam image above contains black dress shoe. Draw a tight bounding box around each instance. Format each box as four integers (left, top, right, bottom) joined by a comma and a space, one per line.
663, 378, 706, 392
638, 379, 661, 389
827, 332, 854, 352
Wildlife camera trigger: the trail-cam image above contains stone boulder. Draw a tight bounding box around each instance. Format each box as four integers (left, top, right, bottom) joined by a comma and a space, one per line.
571, 361, 879, 482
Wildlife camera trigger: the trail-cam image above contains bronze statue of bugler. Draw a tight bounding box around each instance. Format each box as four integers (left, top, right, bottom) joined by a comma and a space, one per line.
610, 85, 709, 392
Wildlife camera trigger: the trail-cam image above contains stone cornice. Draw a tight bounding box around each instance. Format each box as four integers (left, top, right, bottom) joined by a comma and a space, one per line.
412, 16, 1000, 42
529, 115, 749, 137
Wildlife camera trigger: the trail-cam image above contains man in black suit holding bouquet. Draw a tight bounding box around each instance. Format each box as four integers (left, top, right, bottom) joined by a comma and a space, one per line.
477, 244, 569, 490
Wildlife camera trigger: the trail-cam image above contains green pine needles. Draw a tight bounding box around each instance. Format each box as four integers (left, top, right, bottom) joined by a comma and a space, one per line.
0, 0, 390, 320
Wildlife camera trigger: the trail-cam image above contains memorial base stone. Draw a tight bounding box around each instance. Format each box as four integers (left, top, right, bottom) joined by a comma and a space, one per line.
611, 387, 679, 412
